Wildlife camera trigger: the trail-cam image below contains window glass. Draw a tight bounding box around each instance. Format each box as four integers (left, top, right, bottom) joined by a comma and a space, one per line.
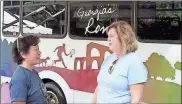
3, 1, 20, 36
70, 1, 132, 39
22, 1, 67, 37
137, 1, 181, 43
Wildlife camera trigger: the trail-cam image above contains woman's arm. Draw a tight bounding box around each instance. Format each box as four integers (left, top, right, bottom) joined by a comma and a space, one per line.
128, 55, 148, 103
92, 86, 98, 104
10, 79, 28, 104
130, 83, 145, 104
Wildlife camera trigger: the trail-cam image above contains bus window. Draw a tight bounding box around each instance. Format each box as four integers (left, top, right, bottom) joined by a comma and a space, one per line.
2, 1, 20, 36
137, 1, 182, 44
69, 1, 132, 40
22, 1, 67, 38
4, 1, 20, 6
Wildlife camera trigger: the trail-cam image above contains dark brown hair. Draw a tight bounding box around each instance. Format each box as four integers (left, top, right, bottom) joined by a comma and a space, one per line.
12, 35, 40, 65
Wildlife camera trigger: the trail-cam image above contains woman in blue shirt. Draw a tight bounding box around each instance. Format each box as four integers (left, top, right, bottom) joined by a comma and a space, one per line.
92, 21, 148, 104
10, 35, 47, 104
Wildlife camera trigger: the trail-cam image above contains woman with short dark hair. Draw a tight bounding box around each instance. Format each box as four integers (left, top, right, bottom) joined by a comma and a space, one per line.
10, 35, 47, 104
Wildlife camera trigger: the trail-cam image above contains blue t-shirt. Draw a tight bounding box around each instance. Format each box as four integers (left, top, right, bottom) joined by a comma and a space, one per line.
9, 66, 47, 104
97, 52, 148, 103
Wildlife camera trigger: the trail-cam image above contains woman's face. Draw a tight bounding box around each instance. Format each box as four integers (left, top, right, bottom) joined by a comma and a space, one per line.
107, 28, 122, 53
22, 45, 41, 65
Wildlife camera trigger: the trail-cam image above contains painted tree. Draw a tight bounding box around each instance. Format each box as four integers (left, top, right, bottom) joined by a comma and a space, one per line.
158, 58, 175, 81
144, 53, 160, 79
174, 61, 181, 70
144, 53, 175, 81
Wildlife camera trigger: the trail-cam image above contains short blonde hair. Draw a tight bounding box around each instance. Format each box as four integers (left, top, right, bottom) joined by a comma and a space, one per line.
107, 21, 138, 54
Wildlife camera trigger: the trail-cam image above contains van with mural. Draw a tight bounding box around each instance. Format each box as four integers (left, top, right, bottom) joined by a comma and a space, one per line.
1, 1, 181, 104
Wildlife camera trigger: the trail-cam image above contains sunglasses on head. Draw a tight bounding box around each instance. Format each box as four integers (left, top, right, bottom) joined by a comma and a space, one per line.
17, 38, 20, 52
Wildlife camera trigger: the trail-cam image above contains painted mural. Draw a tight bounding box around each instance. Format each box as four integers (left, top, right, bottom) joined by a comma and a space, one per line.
1, 83, 11, 103
1, 39, 181, 103
1, 39, 17, 77
35, 42, 112, 93
142, 53, 181, 103
53, 43, 75, 68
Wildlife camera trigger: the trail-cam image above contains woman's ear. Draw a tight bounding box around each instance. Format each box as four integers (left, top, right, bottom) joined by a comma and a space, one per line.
20, 52, 27, 59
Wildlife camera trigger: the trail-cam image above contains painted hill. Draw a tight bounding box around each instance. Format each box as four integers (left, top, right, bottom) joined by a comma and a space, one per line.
1, 39, 17, 77
142, 79, 181, 103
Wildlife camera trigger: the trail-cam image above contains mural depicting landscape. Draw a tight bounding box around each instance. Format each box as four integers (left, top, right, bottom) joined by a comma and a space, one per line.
1, 39, 181, 103
142, 53, 181, 103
